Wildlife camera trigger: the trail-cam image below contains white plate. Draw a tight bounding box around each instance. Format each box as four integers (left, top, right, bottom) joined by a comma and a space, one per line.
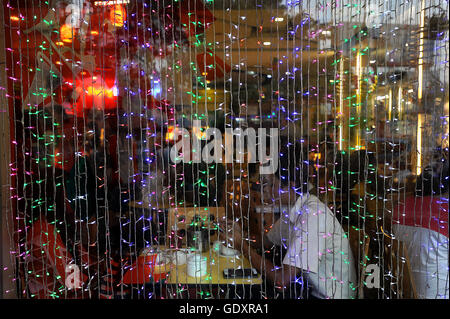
218, 250, 240, 258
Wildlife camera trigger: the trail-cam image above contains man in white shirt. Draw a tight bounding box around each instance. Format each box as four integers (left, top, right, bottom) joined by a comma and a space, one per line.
219, 142, 357, 299
266, 192, 357, 299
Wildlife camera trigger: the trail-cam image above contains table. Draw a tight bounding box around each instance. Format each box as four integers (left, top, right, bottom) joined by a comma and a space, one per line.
128, 246, 262, 299
166, 249, 262, 286
162, 247, 262, 299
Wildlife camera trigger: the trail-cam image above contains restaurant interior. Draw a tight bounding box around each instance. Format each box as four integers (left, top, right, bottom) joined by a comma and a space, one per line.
0, 0, 448, 300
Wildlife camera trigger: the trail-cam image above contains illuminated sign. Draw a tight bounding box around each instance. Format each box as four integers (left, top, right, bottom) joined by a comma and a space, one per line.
110, 4, 126, 27
94, 0, 130, 6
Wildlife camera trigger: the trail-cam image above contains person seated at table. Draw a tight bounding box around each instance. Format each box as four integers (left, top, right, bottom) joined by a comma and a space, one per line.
105, 120, 141, 213
327, 151, 351, 224
347, 150, 380, 235
392, 159, 449, 299
175, 157, 225, 206
25, 140, 102, 298
24, 108, 119, 299
219, 141, 357, 299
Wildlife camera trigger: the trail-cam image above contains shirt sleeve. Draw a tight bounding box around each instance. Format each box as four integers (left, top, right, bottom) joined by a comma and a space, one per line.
266, 217, 282, 246
282, 199, 328, 274
266, 213, 292, 247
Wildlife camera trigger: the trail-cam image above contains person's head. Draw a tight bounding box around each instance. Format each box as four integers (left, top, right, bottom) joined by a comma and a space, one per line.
416, 159, 449, 196
331, 151, 351, 195
349, 150, 378, 186
311, 149, 353, 201
261, 139, 310, 205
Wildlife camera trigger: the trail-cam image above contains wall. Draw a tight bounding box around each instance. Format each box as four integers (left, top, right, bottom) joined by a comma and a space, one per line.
0, 3, 16, 299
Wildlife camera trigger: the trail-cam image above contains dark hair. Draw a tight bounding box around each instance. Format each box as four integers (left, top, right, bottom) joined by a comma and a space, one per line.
416, 159, 449, 196
349, 150, 378, 189
333, 151, 351, 194
274, 137, 310, 193
318, 150, 376, 195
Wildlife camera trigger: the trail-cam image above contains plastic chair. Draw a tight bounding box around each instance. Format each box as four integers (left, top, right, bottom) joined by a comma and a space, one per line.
382, 237, 418, 299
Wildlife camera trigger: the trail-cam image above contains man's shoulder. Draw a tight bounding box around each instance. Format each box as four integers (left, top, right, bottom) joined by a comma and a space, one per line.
297, 194, 331, 213
293, 195, 344, 231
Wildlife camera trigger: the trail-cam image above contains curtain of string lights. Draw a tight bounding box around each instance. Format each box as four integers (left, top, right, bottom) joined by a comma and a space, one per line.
0, 0, 448, 299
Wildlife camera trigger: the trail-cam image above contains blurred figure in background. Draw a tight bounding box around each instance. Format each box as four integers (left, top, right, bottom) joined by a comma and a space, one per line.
392, 158, 449, 299
25, 106, 107, 299
347, 150, 381, 237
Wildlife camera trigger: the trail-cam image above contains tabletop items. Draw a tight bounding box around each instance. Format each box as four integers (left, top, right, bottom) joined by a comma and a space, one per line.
140, 240, 241, 272
122, 236, 263, 287
186, 254, 208, 278
213, 240, 240, 258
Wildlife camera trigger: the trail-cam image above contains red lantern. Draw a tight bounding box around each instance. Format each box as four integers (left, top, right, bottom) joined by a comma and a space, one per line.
63, 76, 119, 117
